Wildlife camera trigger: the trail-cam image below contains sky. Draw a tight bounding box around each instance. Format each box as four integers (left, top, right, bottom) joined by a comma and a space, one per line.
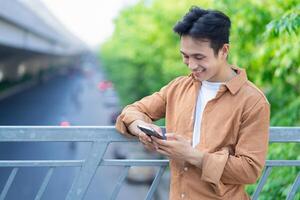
41, 0, 138, 47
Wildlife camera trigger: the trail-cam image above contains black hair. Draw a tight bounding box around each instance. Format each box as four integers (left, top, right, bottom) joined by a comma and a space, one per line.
173, 6, 231, 55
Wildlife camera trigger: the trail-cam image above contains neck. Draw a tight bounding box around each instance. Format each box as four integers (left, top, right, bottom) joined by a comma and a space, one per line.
208, 63, 236, 82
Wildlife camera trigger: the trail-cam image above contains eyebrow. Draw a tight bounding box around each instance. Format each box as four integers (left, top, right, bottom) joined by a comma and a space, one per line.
180, 50, 206, 57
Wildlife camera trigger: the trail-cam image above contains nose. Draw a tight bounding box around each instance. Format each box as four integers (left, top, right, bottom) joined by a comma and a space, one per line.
188, 60, 198, 70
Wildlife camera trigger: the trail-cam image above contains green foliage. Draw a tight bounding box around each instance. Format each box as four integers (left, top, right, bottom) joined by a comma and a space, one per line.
100, 0, 207, 104
100, 0, 300, 199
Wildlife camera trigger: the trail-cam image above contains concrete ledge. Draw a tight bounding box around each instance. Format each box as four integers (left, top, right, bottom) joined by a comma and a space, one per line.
0, 79, 37, 101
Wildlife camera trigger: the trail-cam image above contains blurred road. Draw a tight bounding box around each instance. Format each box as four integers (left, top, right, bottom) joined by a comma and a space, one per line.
0, 58, 168, 200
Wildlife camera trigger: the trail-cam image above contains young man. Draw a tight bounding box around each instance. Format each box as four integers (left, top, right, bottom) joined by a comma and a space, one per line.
116, 6, 270, 200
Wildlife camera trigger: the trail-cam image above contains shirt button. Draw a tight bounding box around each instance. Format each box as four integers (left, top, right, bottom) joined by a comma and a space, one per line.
183, 167, 188, 172
181, 193, 185, 198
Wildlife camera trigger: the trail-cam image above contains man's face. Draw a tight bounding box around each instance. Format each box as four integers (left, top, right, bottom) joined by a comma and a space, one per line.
180, 36, 227, 82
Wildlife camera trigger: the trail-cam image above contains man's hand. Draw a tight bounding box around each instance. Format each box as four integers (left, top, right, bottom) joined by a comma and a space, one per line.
128, 120, 163, 152
152, 133, 204, 168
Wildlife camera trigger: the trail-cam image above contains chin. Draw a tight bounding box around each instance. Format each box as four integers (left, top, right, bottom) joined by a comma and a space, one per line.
193, 72, 210, 82
196, 77, 206, 82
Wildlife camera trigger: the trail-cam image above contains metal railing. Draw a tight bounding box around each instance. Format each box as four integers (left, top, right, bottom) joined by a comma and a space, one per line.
252, 127, 300, 200
0, 126, 299, 200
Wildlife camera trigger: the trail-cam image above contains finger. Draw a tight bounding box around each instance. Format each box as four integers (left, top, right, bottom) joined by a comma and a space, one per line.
151, 136, 166, 145
139, 134, 156, 147
154, 142, 172, 152
138, 135, 147, 144
165, 133, 187, 142
144, 143, 156, 152
139, 136, 152, 146
145, 140, 158, 149
165, 133, 177, 141
165, 133, 181, 140
139, 132, 152, 142
156, 148, 170, 156
139, 137, 147, 145
141, 141, 155, 151
152, 136, 173, 148
142, 133, 152, 142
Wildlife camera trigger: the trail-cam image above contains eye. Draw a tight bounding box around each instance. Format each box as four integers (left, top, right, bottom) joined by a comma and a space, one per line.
195, 57, 203, 60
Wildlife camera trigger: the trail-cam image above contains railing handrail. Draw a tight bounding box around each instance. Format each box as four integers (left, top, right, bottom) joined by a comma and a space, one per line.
0, 126, 299, 142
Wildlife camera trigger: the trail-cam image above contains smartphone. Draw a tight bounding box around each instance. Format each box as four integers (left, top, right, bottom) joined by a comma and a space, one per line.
137, 124, 165, 140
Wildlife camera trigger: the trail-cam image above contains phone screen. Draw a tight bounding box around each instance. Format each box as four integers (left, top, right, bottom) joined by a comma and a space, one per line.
137, 125, 165, 140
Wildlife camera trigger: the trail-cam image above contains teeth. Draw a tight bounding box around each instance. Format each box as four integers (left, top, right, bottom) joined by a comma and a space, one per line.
198, 68, 205, 72
193, 68, 205, 76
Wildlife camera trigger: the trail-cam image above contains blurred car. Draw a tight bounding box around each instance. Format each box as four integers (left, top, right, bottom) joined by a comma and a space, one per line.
98, 80, 113, 92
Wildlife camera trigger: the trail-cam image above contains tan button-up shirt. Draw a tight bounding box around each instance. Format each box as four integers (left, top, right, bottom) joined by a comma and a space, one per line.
116, 66, 270, 200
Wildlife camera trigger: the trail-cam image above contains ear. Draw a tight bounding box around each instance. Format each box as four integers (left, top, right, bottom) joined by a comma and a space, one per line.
219, 44, 229, 60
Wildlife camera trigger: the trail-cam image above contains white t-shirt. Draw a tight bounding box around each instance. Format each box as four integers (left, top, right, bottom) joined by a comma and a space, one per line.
192, 81, 224, 147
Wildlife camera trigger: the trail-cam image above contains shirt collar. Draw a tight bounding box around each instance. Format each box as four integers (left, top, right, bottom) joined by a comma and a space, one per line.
225, 66, 248, 95
189, 66, 248, 95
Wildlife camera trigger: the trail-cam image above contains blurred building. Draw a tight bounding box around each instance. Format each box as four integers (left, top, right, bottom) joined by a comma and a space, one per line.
0, 0, 87, 83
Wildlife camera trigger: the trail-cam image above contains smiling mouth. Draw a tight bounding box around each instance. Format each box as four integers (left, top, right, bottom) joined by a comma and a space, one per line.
193, 67, 206, 75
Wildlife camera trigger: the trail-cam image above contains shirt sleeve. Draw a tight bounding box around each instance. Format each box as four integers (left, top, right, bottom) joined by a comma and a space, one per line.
115, 77, 181, 137
200, 98, 270, 189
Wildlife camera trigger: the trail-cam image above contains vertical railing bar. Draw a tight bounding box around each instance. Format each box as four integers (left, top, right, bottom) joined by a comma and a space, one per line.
286, 172, 300, 200
145, 166, 167, 200
0, 168, 19, 200
252, 166, 273, 200
66, 141, 108, 200
34, 167, 55, 200
110, 166, 130, 200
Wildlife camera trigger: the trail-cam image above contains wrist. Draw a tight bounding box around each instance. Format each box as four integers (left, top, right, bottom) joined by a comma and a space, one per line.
187, 148, 204, 168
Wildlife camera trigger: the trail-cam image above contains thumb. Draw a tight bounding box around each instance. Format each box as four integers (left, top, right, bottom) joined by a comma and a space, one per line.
165, 133, 178, 141
166, 133, 188, 142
